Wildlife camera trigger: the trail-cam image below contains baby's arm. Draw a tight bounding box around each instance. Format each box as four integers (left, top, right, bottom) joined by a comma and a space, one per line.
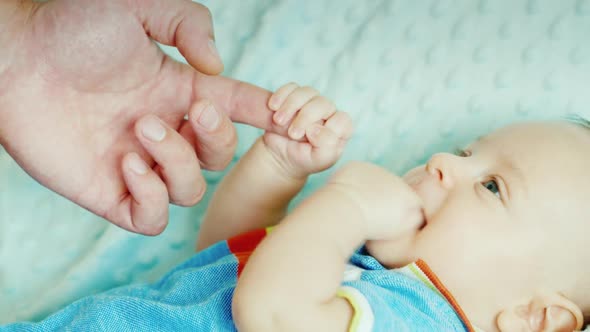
197, 83, 352, 251
233, 163, 425, 332
196, 138, 306, 251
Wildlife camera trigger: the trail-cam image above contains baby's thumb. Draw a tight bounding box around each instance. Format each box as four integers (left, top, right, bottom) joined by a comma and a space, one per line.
400, 206, 425, 235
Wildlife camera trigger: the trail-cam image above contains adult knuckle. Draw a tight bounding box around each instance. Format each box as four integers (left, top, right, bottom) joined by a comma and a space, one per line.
195, 3, 212, 18
214, 128, 237, 151
185, 183, 207, 206
210, 154, 234, 171
176, 147, 198, 166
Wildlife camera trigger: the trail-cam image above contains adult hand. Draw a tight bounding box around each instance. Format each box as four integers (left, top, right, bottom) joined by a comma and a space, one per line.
0, 0, 279, 235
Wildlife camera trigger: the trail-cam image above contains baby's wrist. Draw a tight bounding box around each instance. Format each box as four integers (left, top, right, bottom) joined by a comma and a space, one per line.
254, 138, 310, 183
258, 138, 312, 182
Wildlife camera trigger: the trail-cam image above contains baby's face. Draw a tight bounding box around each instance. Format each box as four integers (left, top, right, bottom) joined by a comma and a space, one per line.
366, 121, 590, 331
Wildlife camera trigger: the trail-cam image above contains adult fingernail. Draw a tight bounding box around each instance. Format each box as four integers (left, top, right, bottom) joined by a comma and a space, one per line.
141, 116, 166, 142
198, 103, 220, 131
208, 39, 220, 59
128, 153, 148, 175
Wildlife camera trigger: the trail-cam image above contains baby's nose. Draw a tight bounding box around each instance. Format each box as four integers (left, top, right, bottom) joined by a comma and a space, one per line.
425, 152, 463, 189
408, 172, 447, 225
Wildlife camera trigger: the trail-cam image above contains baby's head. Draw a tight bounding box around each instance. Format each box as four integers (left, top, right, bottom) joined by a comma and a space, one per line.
367, 119, 590, 331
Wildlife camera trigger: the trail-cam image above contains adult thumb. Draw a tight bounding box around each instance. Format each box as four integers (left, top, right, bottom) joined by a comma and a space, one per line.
134, 0, 223, 75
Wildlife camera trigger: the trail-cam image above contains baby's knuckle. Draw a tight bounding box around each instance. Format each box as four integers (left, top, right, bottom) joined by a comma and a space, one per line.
281, 82, 298, 93
318, 95, 331, 103
313, 95, 330, 107
301, 86, 318, 95
340, 113, 354, 127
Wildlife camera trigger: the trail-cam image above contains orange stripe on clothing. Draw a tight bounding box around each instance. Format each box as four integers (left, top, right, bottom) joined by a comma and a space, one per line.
415, 259, 476, 332
227, 228, 270, 277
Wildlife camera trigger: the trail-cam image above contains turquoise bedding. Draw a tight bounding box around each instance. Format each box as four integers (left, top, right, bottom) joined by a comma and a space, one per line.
2, 0, 589, 323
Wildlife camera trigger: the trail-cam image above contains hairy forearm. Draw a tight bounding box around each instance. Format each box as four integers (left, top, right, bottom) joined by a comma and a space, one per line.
233, 186, 365, 331
196, 138, 307, 251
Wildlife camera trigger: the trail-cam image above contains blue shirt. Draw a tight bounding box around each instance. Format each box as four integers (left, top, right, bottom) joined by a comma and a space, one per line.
3, 228, 479, 331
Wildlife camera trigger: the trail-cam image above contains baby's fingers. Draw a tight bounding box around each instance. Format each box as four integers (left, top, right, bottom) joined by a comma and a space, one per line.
306, 126, 342, 171
306, 124, 339, 149
324, 111, 354, 141
268, 82, 298, 111
273, 86, 319, 128
288, 95, 335, 140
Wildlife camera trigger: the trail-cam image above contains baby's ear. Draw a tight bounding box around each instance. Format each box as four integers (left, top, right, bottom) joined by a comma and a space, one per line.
496, 292, 583, 332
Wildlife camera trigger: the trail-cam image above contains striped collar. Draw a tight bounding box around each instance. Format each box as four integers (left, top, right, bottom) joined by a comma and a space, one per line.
395, 259, 485, 332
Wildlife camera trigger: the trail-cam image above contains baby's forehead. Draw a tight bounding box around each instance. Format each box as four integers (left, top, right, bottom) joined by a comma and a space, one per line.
477, 121, 590, 205
473, 121, 590, 160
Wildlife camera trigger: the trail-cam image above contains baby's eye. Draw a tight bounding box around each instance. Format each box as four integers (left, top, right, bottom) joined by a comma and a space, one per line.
453, 148, 471, 157
481, 179, 500, 198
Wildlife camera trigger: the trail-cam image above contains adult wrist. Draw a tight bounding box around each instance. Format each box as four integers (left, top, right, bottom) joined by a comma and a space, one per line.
0, 0, 34, 140
0, 0, 33, 84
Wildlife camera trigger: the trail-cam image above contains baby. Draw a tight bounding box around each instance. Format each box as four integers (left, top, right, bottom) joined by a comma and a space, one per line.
8, 84, 590, 332
205, 84, 590, 332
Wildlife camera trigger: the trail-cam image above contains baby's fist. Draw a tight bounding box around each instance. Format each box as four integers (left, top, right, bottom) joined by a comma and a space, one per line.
263, 83, 353, 178
327, 162, 425, 240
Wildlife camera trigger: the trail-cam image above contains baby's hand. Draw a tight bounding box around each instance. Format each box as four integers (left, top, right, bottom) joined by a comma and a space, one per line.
327, 162, 425, 240
263, 83, 353, 179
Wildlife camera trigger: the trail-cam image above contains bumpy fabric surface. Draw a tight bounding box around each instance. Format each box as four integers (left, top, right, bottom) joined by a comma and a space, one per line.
2, 0, 590, 323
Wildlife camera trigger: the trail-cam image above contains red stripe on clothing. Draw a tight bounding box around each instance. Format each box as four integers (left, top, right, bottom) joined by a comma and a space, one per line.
416, 259, 476, 332
227, 228, 268, 277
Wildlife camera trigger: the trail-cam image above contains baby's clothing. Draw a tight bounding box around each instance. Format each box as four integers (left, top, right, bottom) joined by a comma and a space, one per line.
4, 229, 481, 331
